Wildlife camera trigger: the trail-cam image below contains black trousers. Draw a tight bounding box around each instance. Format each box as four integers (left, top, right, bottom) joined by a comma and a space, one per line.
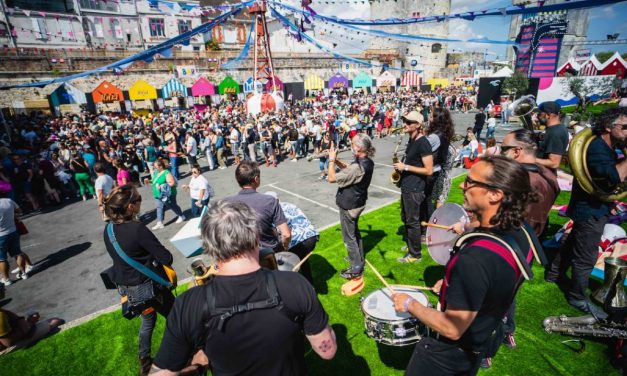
401, 191, 425, 258
288, 236, 319, 284
405, 337, 481, 376
420, 172, 439, 228
547, 215, 608, 301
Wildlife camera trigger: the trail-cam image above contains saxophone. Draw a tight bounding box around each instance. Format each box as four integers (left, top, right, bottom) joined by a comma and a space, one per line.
543, 315, 627, 339
390, 137, 403, 187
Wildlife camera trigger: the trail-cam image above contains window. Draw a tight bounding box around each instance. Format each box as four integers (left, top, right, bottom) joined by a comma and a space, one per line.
94, 18, 104, 38
431, 43, 442, 53
79, 0, 119, 12
7, 0, 75, 13
110, 18, 123, 39
0, 22, 8, 38
149, 19, 166, 38
178, 20, 192, 35
31, 18, 49, 40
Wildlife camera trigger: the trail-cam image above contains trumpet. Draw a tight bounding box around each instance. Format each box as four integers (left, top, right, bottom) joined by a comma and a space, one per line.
390, 137, 403, 187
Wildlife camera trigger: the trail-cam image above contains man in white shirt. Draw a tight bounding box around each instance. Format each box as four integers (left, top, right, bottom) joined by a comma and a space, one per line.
185, 132, 198, 170
94, 162, 114, 221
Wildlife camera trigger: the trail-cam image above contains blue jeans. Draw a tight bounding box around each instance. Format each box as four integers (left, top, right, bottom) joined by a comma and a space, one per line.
319, 157, 329, 173
297, 139, 305, 157
169, 156, 179, 179
191, 198, 209, 217
486, 126, 496, 139
0, 231, 21, 261
155, 195, 183, 222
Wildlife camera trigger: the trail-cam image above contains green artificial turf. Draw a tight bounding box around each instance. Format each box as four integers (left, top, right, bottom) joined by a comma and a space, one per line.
0, 176, 619, 375
562, 103, 618, 116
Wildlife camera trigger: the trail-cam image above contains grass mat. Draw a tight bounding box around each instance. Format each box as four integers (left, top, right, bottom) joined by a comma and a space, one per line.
0, 176, 619, 375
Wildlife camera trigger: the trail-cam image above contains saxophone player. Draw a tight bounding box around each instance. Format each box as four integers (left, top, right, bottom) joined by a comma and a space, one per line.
546, 107, 627, 319
394, 111, 434, 264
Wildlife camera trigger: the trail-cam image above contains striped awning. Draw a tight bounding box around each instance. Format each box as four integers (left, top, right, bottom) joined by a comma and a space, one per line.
304, 74, 324, 90
401, 71, 421, 87
162, 78, 187, 98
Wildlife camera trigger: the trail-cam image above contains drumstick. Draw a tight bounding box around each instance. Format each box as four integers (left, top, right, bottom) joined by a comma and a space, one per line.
392, 284, 434, 291
292, 250, 314, 272
365, 259, 395, 294
421, 221, 451, 230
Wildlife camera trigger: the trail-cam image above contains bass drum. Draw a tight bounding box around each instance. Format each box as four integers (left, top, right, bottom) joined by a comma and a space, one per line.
426, 203, 469, 265
275, 252, 301, 272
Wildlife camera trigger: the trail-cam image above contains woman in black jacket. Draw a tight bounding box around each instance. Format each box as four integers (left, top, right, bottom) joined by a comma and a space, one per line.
102, 184, 175, 375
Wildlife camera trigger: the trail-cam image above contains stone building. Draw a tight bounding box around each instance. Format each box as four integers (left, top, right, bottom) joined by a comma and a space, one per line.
367, 0, 451, 79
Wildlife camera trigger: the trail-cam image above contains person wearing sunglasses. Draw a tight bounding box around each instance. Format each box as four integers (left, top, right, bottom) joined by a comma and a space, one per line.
535, 101, 568, 173
546, 107, 627, 319
181, 165, 212, 218
500, 129, 560, 237
392, 156, 540, 376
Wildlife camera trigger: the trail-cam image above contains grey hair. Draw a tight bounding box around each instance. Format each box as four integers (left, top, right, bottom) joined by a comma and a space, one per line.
352, 133, 376, 158
200, 200, 259, 262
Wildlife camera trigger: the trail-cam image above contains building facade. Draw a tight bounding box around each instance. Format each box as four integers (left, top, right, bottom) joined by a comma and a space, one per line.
368, 0, 451, 80
0, 0, 204, 51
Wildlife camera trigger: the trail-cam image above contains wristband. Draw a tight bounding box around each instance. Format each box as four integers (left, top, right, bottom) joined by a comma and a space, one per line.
329, 158, 335, 162
403, 297, 415, 312
404, 165, 409, 172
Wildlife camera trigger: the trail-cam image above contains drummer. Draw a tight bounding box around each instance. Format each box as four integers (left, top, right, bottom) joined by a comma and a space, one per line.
392, 157, 540, 376
265, 191, 319, 284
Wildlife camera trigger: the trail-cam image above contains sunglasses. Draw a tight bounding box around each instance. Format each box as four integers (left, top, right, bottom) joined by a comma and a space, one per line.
500, 145, 520, 153
613, 122, 627, 131
463, 175, 500, 191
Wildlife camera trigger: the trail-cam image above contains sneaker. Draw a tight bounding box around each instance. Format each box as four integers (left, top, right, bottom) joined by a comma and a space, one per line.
480, 357, 492, 369
567, 298, 608, 320
291, 158, 298, 162
340, 267, 363, 280
175, 216, 186, 224
0, 278, 11, 286
151, 222, 165, 230
219, 166, 227, 170
503, 333, 517, 349
318, 175, 326, 180
24, 265, 34, 274
397, 253, 421, 264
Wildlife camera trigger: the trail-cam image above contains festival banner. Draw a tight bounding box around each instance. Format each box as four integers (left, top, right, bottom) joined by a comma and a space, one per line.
219, 76, 240, 95
352, 72, 373, 88
176, 65, 198, 77
162, 77, 187, 99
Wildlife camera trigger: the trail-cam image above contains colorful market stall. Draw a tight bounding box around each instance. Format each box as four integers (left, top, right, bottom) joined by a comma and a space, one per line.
304, 74, 324, 95
91, 80, 126, 113
243, 76, 264, 93
128, 79, 158, 111
352, 72, 373, 89
48, 83, 88, 115
401, 71, 422, 88
427, 78, 450, 90
376, 71, 397, 92
328, 72, 349, 91
161, 77, 189, 109
219, 76, 240, 97
191, 77, 217, 107
265, 75, 284, 93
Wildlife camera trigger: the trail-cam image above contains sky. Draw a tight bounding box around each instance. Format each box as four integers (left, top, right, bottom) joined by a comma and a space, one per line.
280, 0, 627, 60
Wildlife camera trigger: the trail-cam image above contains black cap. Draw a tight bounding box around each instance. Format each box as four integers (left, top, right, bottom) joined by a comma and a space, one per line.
538, 101, 561, 115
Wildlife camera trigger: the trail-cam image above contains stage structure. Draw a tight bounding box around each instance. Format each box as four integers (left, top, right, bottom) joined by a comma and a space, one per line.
246, 0, 284, 115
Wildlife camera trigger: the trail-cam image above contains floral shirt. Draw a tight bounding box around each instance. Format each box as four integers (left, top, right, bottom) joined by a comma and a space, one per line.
280, 202, 319, 249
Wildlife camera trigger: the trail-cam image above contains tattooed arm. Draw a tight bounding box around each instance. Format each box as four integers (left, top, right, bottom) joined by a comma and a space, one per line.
306, 325, 337, 360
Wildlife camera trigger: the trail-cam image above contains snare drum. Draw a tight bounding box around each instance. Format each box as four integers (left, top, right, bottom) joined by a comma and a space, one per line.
275, 252, 301, 272
361, 286, 430, 346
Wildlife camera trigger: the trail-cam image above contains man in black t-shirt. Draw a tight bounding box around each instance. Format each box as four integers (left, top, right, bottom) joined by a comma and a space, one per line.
473, 108, 486, 141
151, 201, 336, 375
535, 101, 568, 173
394, 111, 433, 263
392, 156, 539, 376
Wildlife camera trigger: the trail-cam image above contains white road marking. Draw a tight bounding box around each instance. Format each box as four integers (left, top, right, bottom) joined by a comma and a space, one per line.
267, 184, 340, 213
370, 184, 402, 195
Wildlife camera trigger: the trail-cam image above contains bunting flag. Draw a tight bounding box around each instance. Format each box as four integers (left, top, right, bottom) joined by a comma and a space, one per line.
270, 0, 624, 25
221, 21, 255, 69
1, 2, 253, 90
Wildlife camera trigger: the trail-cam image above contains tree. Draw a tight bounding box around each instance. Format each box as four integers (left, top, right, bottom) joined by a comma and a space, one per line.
501, 71, 529, 98
563, 76, 614, 113
595, 51, 627, 63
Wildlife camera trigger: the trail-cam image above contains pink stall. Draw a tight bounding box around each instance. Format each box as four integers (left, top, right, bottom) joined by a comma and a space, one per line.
191, 77, 217, 105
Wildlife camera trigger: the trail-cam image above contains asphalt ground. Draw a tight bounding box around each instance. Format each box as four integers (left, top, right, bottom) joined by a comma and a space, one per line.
1, 111, 521, 323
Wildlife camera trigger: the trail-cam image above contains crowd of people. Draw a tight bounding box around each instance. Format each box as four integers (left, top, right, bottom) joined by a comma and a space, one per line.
1, 85, 625, 376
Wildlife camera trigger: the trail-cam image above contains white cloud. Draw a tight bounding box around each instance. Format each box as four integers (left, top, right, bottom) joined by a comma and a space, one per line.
590, 6, 615, 20
450, 0, 505, 13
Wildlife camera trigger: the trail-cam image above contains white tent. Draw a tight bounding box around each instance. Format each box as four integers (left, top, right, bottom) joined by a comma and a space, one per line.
491, 67, 514, 77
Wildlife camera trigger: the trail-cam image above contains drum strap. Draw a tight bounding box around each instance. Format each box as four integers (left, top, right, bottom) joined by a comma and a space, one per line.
439, 231, 534, 312
202, 269, 283, 332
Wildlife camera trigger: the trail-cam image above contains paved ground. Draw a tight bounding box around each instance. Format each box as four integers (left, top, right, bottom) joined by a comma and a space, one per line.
1, 112, 520, 323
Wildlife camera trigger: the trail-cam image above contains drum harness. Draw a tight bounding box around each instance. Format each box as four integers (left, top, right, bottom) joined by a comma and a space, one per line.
437, 223, 547, 353
200, 269, 301, 333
